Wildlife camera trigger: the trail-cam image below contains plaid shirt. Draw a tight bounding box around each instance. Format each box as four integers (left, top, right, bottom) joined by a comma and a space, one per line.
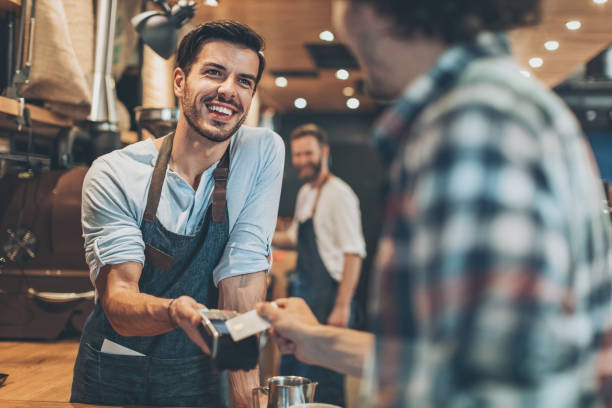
364, 33, 612, 407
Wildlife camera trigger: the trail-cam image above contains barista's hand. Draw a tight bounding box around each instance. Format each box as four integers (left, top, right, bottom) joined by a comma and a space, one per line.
327, 303, 350, 328
256, 298, 321, 364
168, 295, 211, 354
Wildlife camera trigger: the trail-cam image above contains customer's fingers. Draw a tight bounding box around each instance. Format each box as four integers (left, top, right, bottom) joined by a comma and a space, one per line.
273, 298, 290, 308
269, 330, 296, 354
256, 301, 281, 322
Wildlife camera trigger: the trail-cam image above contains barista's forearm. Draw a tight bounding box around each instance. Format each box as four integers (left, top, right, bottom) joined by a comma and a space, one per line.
303, 325, 374, 377
97, 263, 175, 337
103, 291, 175, 336
228, 367, 260, 408
219, 271, 267, 408
335, 254, 362, 307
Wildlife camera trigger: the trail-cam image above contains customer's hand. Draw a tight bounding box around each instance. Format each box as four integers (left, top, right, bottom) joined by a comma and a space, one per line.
169, 295, 211, 354
256, 298, 321, 364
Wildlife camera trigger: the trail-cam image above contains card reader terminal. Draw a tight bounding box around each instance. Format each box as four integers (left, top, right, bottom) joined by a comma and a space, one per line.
198, 308, 259, 371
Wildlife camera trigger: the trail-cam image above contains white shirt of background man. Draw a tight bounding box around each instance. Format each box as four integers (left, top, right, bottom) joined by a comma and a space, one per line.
287, 176, 366, 281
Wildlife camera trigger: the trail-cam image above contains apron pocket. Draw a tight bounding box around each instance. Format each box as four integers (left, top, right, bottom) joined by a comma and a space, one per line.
150, 354, 221, 405
89, 342, 149, 405
145, 243, 174, 271
72, 342, 148, 406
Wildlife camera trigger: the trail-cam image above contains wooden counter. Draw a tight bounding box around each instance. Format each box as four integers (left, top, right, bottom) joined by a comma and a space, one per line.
2, 400, 120, 407
0, 340, 78, 403
2, 401, 185, 408
0, 340, 199, 407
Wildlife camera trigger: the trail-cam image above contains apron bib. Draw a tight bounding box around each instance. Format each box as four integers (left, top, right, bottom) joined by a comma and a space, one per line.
71, 133, 230, 407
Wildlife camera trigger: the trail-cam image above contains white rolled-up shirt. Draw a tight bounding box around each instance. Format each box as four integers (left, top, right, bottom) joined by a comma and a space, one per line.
287, 176, 366, 281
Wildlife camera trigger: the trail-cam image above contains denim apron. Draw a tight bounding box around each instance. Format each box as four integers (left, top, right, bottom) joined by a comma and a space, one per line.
280, 175, 347, 406
71, 132, 230, 407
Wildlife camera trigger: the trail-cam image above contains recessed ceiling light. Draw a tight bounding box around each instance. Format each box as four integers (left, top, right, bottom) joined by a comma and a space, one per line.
294, 98, 307, 109
586, 110, 598, 121
594, 0, 608, 4
544, 41, 560, 51
336, 69, 350, 80
529, 57, 543, 68
342, 86, 355, 97
204, 0, 219, 6
319, 30, 335, 42
346, 98, 360, 109
520, 70, 531, 78
566, 20, 582, 30
275, 76, 288, 88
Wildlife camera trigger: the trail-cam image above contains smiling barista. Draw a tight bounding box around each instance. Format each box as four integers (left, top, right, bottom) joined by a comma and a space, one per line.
70, 21, 284, 408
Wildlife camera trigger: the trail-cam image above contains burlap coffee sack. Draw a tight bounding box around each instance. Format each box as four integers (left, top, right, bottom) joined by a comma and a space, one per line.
20, 0, 140, 126
19, 0, 93, 111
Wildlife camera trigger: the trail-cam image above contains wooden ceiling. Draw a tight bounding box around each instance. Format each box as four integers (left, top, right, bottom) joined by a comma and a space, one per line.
189, 0, 612, 113
510, 0, 612, 87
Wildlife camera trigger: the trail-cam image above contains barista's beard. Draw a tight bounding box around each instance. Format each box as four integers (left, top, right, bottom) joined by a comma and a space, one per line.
299, 159, 322, 183
183, 108, 243, 143
181, 94, 245, 143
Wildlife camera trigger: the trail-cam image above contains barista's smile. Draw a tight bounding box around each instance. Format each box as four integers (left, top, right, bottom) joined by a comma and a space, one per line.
206, 102, 237, 121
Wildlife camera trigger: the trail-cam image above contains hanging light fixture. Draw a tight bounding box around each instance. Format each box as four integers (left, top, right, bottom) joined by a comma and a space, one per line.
131, 0, 198, 60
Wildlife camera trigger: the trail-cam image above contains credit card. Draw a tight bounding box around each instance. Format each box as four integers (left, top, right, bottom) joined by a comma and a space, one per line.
225, 309, 271, 342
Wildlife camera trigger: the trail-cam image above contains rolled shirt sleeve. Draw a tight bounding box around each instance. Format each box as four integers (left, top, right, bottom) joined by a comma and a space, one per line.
330, 185, 367, 258
82, 157, 146, 288
213, 130, 285, 285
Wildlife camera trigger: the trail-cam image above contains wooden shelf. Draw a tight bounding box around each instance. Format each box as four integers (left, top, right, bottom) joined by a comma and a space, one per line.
0, 0, 21, 13
0, 96, 73, 128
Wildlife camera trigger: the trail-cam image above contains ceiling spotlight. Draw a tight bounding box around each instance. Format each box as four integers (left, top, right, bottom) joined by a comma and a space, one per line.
529, 57, 543, 68
586, 110, 598, 121
593, 0, 608, 4
132, 1, 197, 59
294, 98, 307, 109
346, 98, 360, 109
544, 41, 560, 51
342, 86, 355, 97
336, 69, 350, 80
566, 20, 582, 30
275, 76, 288, 88
204, 0, 219, 5
520, 70, 531, 78
319, 30, 335, 42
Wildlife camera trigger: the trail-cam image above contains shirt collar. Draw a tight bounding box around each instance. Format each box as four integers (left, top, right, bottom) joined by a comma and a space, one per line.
372, 32, 511, 165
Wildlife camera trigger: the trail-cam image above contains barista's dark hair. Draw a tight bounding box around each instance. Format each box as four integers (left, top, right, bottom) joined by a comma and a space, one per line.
176, 20, 266, 90
290, 124, 328, 146
350, 0, 541, 44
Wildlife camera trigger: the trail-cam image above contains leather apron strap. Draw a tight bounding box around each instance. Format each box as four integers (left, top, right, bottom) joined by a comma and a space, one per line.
143, 133, 173, 223
310, 173, 332, 219
142, 133, 231, 224
212, 147, 230, 223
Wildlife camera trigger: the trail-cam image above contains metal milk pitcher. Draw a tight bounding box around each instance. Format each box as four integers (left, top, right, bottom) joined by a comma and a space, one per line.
252, 376, 318, 408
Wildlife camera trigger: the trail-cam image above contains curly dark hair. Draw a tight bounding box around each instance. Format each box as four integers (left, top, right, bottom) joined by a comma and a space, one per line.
176, 20, 266, 90
350, 0, 541, 43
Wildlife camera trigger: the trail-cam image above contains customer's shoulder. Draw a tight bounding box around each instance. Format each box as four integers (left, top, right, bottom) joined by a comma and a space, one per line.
424, 57, 573, 133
